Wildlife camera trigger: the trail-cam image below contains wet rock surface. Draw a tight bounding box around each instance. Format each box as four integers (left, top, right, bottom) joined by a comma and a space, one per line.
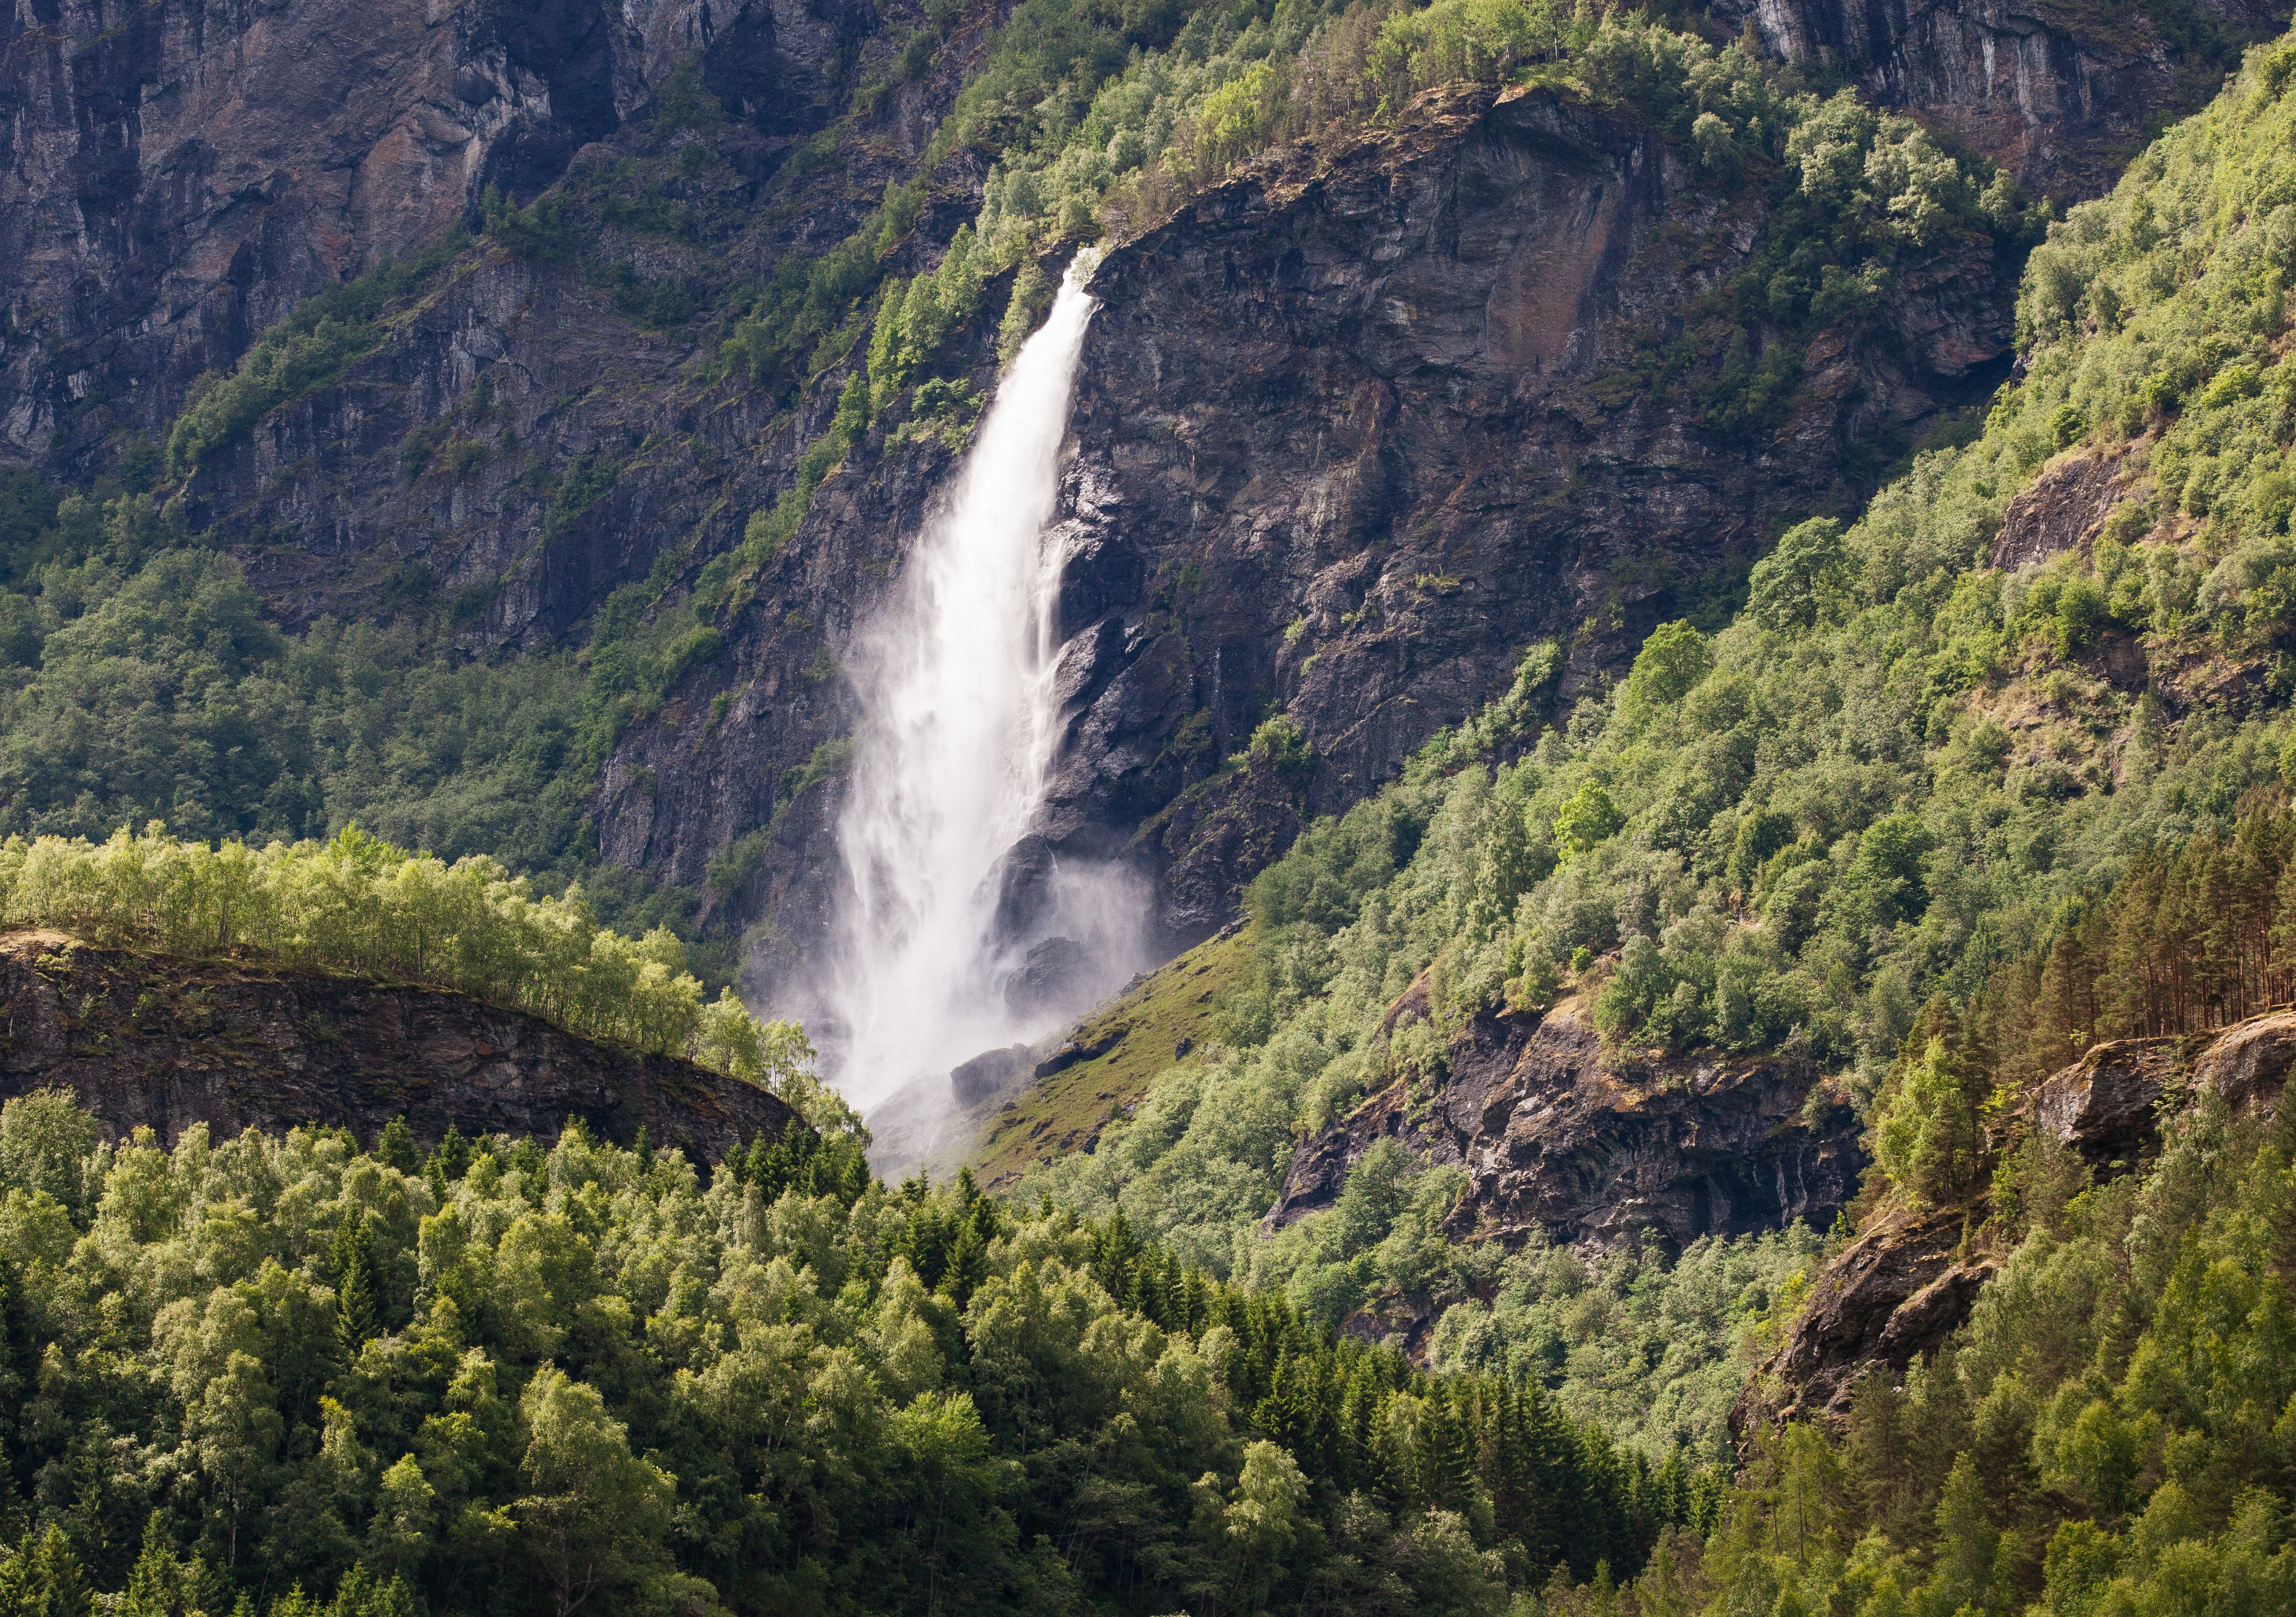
0, 931, 798, 1160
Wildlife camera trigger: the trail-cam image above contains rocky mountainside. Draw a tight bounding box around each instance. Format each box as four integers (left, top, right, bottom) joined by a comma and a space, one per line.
1743, 1008, 2296, 1432
1262, 981, 1866, 1254
1745, 0, 2287, 199
693, 76, 2031, 991
0, 929, 800, 1158
4, 0, 2277, 1006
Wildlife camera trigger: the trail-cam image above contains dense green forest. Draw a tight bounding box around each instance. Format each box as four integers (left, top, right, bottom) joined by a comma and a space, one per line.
0, 1091, 1717, 1617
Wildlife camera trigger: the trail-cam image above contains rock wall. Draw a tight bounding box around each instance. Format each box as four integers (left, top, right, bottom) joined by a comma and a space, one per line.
0, 930, 800, 1160
692, 82, 2023, 999
1265, 987, 1868, 1254
1745, 0, 2285, 200
0, 0, 892, 473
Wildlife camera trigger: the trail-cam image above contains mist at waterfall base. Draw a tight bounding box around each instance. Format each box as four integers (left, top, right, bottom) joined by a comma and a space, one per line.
812, 265, 1151, 1162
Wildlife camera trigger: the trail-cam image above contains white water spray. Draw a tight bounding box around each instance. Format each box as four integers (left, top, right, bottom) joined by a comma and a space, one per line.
824, 263, 1145, 1120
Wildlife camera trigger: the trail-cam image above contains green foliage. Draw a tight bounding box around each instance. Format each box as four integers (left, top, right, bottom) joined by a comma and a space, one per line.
0, 521, 731, 967
997, 259, 1054, 365
1873, 1034, 1984, 1205
1616, 621, 1712, 730
0, 825, 816, 1103
0, 1097, 1717, 1615
1697, 1095, 2296, 1617
1428, 1224, 1825, 1462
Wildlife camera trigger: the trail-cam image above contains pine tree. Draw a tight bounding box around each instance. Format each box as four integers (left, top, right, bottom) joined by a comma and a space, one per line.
332, 1215, 379, 1354
375, 1116, 418, 1176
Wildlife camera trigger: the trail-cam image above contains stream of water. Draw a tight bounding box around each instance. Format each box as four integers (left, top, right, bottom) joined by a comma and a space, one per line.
822, 262, 1145, 1120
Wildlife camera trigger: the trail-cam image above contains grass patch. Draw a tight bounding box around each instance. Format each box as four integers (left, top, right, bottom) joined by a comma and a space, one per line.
972, 923, 1255, 1189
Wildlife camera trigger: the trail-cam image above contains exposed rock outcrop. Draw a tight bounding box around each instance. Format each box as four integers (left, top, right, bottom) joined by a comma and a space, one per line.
1748, 1202, 1997, 1427
1990, 446, 2142, 569
1266, 993, 1868, 1252
0, 931, 799, 1160
1748, 0, 2284, 199
1745, 1007, 2296, 1432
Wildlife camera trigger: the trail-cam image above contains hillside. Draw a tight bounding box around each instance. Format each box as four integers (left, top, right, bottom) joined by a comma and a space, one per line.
954, 0, 2296, 1488
1, 0, 2277, 1009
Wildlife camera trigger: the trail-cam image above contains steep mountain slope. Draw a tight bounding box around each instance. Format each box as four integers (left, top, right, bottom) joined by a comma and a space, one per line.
1750, 0, 2285, 199
3, 0, 2274, 1017
975, 17, 2296, 1426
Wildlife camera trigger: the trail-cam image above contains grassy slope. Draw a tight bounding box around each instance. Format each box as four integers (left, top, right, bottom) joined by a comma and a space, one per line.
973, 923, 1255, 1189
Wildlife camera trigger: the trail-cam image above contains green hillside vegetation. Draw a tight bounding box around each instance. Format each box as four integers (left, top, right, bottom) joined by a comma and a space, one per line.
1012, 11, 2296, 1469
1687, 1093, 2296, 1617
0, 1091, 1719, 1617
0, 827, 825, 1121
0, 483, 731, 980
973, 923, 1256, 1190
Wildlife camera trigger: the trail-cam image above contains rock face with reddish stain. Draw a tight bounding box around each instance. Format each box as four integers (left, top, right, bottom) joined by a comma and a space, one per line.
0, 932, 799, 1160
1266, 994, 1868, 1252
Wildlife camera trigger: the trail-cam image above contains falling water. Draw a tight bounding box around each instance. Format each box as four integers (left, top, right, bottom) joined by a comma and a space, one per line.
824, 262, 1145, 1120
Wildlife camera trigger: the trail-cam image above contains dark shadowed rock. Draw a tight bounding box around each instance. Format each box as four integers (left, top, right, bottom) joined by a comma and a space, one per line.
0, 932, 799, 1162
1749, 0, 2284, 199
951, 1044, 1037, 1108
2032, 1036, 2189, 1170
1266, 994, 1867, 1251
1003, 937, 1093, 1018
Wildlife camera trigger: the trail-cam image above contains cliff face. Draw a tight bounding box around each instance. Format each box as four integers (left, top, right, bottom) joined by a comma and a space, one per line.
704, 82, 2023, 994
0, 0, 888, 474
4, 0, 2261, 1011
0, 931, 800, 1159
1745, 0, 2285, 200
1265, 990, 1868, 1254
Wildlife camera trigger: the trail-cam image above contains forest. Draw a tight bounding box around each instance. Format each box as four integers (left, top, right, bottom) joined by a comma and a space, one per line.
0, 1092, 1714, 1617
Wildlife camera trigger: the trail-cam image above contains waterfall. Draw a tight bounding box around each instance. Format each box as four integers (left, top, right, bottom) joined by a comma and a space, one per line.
823, 262, 1144, 1116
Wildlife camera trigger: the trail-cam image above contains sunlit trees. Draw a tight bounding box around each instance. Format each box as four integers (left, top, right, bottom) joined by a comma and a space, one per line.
0, 826, 829, 1114
0, 1093, 1712, 1616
